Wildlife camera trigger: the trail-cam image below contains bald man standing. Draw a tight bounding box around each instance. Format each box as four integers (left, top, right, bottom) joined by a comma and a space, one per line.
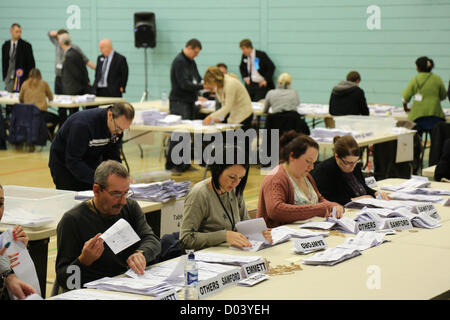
93, 38, 128, 97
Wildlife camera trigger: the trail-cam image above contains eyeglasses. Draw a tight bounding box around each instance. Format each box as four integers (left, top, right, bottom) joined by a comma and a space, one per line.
113, 118, 125, 134
339, 157, 360, 166
100, 186, 134, 200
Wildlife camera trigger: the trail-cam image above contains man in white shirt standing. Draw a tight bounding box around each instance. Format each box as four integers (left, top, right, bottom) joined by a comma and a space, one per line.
239, 39, 275, 102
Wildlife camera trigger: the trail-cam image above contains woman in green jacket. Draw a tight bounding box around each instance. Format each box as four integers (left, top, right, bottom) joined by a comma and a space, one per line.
402, 56, 447, 135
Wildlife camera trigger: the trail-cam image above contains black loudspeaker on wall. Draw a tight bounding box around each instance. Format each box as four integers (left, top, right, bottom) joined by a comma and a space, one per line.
134, 12, 156, 48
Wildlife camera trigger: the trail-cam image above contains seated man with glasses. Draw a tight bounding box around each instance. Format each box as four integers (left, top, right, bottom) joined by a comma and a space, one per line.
312, 135, 390, 206
49, 102, 134, 191
55, 160, 161, 292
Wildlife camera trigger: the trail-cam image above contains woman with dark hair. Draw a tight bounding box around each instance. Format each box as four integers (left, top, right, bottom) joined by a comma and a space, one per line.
257, 131, 344, 228
402, 56, 447, 134
180, 145, 272, 250
312, 135, 390, 206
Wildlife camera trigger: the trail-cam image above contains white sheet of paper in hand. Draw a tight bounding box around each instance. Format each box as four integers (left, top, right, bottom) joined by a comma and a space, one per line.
100, 218, 140, 254
235, 218, 268, 243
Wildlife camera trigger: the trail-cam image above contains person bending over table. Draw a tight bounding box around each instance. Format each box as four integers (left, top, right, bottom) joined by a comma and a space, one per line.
257, 131, 344, 228
48, 102, 134, 191
180, 145, 272, 251
202, 66, 254, 131
312, 135, 390, 206
55, 160, 161, 292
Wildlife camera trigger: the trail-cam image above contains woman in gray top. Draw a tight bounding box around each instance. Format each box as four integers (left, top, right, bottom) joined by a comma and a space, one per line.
180, 145, 272, 250
263, 73, 300, 114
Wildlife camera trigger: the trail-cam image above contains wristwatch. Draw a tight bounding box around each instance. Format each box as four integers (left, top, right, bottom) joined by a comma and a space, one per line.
1, 269, 14, 283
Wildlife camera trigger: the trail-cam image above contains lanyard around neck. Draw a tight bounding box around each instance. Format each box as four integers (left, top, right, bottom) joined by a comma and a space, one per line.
212, 184, 236, 231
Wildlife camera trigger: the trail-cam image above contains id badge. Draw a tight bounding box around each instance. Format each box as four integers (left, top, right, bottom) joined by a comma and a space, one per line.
414, 93, 423, 101
56, 63, 63, 69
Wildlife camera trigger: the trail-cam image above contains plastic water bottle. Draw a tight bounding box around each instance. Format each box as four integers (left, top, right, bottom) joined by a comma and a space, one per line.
184, 250, 198, 300
161, 90, 168, 105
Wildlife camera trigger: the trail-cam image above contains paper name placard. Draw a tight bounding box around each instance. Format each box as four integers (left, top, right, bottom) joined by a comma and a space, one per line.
237, 273, 269, 287
413, 203, 440, 220
155, 290, 178, 300
219, 268, 243, 288
386, 217, 413, 230
294, 236, 327, 253
356, 220, 377, 232
365, 176, 378, 188
197, 275, 223, 299
241, 259, 268, 278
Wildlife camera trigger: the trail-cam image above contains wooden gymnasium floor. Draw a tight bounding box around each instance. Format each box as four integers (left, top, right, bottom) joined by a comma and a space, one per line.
0, 132, 268, 298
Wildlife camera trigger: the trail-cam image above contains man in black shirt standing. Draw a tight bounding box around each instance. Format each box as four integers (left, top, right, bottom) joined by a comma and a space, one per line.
166, 39, 204, 172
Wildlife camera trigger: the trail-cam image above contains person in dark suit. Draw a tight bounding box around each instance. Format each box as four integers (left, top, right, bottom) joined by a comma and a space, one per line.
94, 38, 128, 98
329, 71, 369, 116
312, 135, 390, 206
239, 39, 275, 102
58, 33, 90, 124
434, 138, 450, 182
2, 23, 35, 93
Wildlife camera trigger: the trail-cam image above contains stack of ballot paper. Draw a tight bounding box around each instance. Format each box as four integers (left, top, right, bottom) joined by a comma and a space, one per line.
75, 180, 190, 202
53, 289, 142, 300
84, 277, 172, 296
302, 247, 361, 266
74, 94, 96, 103
355, 207, 441, 230
387, 192, 443, 203
194, 252, 262, 266
297, 103, 329, 115
337, 231, 388, 251
380, 176, 431, 191
300, 216, 357, 234
126, 255, 241, 290
195, 100, 215, 110
1, 207, 54, 228
345, 198, 421, 210
310, 128, 373, 143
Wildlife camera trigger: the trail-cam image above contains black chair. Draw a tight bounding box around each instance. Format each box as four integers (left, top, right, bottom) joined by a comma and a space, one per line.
429, 121, 450, 166
262, 111, 310, 166
8, 103, 48, 148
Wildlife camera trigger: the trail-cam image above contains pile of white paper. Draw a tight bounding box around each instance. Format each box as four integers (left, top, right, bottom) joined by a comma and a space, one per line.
84, 277, 172, 296
355, 207, 441, 230
140, 110, 182, 126
75, 180, 190, 202
299, 211, 356, 233
53, 289, 142, 300
337, 231, 387, 251
194, 252, 262, 266
380, 176, 431, 191
297, 103, 329, 115
1, 207, 54, 228
302, 247, 361, 266
345, 198, 420, 210
387, 192, 443, 203
310, 128, 373, 143
74, 94, 96, 103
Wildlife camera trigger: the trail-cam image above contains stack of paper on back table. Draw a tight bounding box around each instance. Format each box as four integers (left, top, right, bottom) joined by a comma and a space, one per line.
1, 207, 54, 228
302, 247, 361, 266
380, 176, 431, 191
345, 198, 421, 210
387, 192, 443, 203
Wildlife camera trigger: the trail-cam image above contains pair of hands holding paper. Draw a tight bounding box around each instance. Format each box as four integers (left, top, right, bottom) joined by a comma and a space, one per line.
78, 233, 146, 275
226, 229, 273, 248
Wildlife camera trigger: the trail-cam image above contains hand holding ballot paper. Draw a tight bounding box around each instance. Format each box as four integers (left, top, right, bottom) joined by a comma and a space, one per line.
233, 218, 273, 251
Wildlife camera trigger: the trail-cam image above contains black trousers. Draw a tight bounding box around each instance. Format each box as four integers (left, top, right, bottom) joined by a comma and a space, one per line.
245, 81, 269, 102
50, 164, 92, 191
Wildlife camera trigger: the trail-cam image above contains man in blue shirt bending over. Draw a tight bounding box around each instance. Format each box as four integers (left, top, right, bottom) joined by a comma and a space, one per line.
48, 102, 134, 191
